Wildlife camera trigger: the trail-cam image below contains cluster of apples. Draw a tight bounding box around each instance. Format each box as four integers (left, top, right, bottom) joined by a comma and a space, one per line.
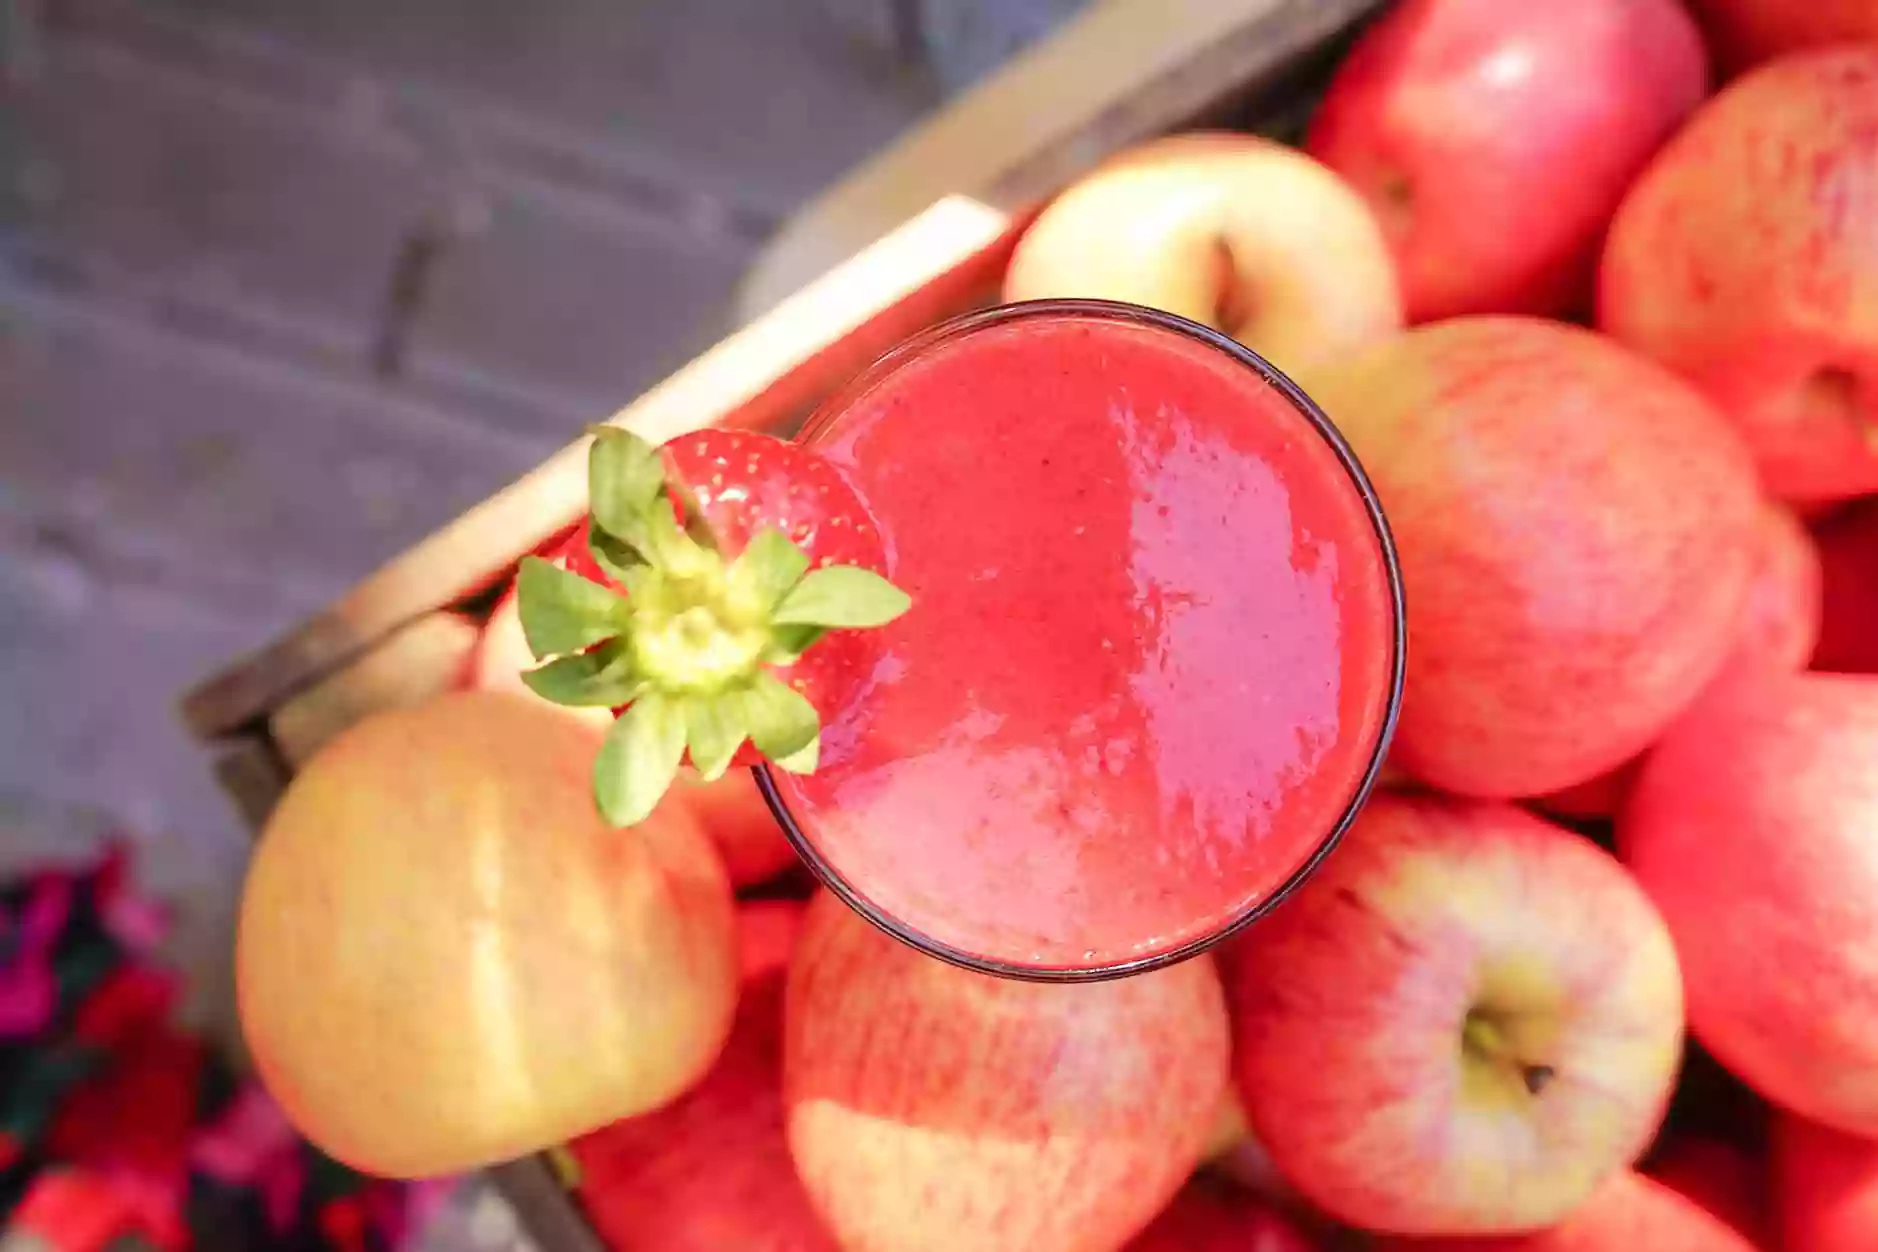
230, 0, 1878, 1248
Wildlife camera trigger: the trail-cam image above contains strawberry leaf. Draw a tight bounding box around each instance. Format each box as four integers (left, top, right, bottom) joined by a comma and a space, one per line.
588, 427, 666, 540
685, 692, 749, 782
772, 566, 912, 629
762, 624, 827, 666
745, 671, 820, 767
594, 692, 687, 827
517, 557, 632, 658
521, 642, 642, 707
728, 527, 811, 611
587, 523, 644, 584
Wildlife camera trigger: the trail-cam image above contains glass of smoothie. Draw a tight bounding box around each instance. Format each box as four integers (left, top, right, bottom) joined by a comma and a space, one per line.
759, 299, 1405, 980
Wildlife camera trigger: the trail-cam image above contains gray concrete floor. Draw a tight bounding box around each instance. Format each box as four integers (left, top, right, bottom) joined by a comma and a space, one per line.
1, 0, 1103, 1040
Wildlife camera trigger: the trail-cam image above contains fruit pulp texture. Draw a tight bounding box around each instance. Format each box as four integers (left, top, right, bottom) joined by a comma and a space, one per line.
778, 311, 1396, 970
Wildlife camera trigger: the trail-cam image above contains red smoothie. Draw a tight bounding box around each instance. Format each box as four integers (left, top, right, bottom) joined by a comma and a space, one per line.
772, 302, 1402, 975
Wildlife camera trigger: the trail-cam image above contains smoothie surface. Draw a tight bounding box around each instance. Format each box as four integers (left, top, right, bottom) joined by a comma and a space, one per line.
778, 309, 1397, 971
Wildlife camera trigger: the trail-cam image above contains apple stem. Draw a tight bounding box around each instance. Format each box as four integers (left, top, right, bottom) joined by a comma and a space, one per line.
1462, 1013, 1556, 1097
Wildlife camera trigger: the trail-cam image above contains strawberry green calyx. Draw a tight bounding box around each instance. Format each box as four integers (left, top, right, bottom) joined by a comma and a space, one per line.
515, 426, 911, 828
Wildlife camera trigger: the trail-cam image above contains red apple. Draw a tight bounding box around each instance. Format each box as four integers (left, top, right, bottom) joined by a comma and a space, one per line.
1300, 317, 1761, 799
1621, 672, 1878, 1135
1600, 47, 1878, 505
237, 691, 739, 1178
1687, 0, 1878, 76
1814, 500, 1878, 675
1648, 1137, 1768, 1245
1305, 0, 1707, 322
569, 900, 835, 1252
1126, 1181, 1316, 1252
1225, 792, 1684, 1236
1380, 1171, 1757, 1250
1773, 1112, 1878, 1252
474, 580, 799, 888
1538, 501, 1822, 819
1002, 133, 1403, 373
784, 892, 1229, 1252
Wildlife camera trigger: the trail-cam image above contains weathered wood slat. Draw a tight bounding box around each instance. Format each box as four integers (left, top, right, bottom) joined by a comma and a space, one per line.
270, 611, 481, 766
180, 195, 1019, 741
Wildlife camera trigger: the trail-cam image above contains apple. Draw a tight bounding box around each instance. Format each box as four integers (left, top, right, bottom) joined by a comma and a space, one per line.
784, 892, 1229, 1252
1648, 1137, 1768, 1245
1299, 316, 1761, 799
1621, 672, 1878, 1135
1773, 1112, 1878, 1252
1814, 500, 1878, 675
1599, 47, 1878, 505
1538, 500, 1822, 819
1125, 1180, 1316, 1252
474, 577, 799, 888
1002, 132, 1402, 373
1303, 0, 1707, 322
1686, 0, 1878, 76
1379, 1171, 1757, 1250
237, 691, 739, 1178
569, 899, 837, 1252
1224, 791, 1684, 1236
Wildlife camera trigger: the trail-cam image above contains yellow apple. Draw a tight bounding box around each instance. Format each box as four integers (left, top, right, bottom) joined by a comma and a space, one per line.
1003, 132, 1403, 373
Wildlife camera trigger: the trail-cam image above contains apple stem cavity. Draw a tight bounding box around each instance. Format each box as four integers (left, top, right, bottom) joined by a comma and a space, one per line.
513, 426, 912, 829
1461, 1011, 1557, 1098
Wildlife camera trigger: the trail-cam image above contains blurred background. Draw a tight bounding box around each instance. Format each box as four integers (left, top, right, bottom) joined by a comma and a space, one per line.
0, 0, 1088, 1042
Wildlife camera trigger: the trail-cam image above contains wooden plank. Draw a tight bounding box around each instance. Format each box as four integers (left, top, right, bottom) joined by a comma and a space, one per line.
179, 194, 1018, 741
734, 0, 1385, 320
269, 611, 481, 766
210, 735, 290, 832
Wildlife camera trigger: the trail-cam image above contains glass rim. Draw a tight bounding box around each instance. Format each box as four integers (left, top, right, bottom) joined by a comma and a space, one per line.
758, 298, 1408, 983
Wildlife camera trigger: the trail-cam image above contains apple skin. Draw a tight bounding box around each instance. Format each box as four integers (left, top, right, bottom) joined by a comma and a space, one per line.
474, 582, 799, 888
1125, 1180, 1316, 1252
1814, 500, 1878, 675
1537, 501, 1822, 820
569, 900, 836, 1252
1599, 47, 1878, 505
1224, 791, 1684, 1237
1378, 1171, 1757, 1250
1002, 132, 1403, 373
784, 892, 1229, 1252
1648, 1137, 1768, 1245
237, 691, 739, 1179
1773, 1112, 1878, 1252
1687, 0, 1878, 76
1621, 672, 1878, 1135
1300, 317, 1761, 799
1304, 0, 1707, 322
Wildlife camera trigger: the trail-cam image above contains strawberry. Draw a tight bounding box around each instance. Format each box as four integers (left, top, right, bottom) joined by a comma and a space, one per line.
514, 426, 910, 828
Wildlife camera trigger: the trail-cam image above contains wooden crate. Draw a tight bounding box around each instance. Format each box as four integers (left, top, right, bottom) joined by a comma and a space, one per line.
180, 0, 1383, 1246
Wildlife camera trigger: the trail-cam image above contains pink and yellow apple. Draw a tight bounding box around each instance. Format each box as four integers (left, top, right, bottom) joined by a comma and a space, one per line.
1305, 0, 1707, 321
1621, 672, 1878, 1135
1225, 792, 1684, 1236
237, 691, 739, 1179
1300, 317, 1761, 799
1003, 132, 1402, 373
1600, 47, 1878, 504
784, 892, 1229, 1252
